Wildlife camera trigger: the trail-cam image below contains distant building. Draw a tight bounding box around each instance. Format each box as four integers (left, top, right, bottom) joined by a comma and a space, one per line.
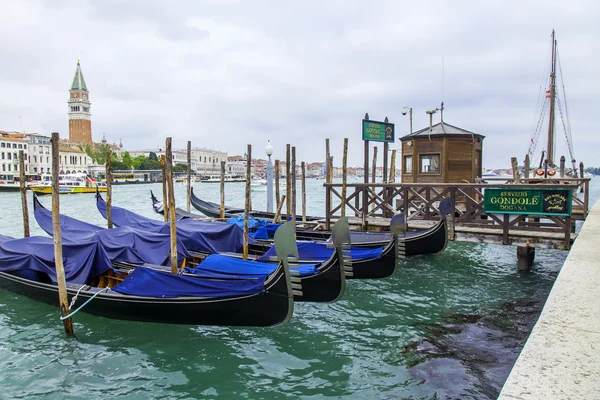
68, 60, 93, 146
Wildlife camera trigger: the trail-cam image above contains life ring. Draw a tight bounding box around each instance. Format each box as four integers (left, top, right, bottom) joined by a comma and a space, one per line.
0, 181, 4, 184
547, 169, 556, 176
535, 169, 545, 176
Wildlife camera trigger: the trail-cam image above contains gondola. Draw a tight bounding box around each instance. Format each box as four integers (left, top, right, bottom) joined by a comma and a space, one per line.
184, 190, 452, 255
0, 223, 296, 327
34, 195, 348, 303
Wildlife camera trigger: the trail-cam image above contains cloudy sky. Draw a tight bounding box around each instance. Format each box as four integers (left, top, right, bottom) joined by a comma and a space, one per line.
0, 0, 597, 168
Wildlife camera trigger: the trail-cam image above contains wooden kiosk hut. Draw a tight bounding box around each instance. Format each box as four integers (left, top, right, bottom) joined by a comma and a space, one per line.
400, 121, 485, 183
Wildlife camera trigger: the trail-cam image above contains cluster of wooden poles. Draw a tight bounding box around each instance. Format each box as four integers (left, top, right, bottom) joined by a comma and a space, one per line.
13, 133, 400, 337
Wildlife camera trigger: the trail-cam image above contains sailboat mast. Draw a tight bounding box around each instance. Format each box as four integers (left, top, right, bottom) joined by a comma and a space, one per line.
546, 30, 557, 166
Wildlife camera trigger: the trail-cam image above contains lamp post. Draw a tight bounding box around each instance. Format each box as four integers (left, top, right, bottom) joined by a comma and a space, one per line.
402, 107, 412, 134
265, 140, 274, 213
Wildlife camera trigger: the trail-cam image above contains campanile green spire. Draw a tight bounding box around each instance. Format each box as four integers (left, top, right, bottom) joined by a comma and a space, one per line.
71, 59, 88, 91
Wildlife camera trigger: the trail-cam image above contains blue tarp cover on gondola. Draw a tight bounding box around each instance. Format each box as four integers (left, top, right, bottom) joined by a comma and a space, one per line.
226, 216, 281, 240
185, 254, 318, 278
256, 241, 383, 262
97, 195, 249, 253
34, 199, 191, 266
0, 236, 112, 284
113, 266, 266, 298
0, 234, 14, 244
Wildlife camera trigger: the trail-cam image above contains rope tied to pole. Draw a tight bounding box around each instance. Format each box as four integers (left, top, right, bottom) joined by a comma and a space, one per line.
60, 287, 109, 321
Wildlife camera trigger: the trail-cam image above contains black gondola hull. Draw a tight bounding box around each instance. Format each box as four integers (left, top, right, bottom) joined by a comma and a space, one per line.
0, 265, 293, 327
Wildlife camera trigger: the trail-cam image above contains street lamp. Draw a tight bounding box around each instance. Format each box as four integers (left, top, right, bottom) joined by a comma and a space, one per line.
402, 107, 412, 134
265, 140, 274, 213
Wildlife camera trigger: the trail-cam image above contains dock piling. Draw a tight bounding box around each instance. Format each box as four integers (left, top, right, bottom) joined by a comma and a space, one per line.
517, 242, 535, 272
243, 144, 252, 259
301, 161, 306, 225
51, 132, 74, 337
165, 138, 177, 274
106, 152, 113, 229
220, 161, 225, 219
18, 150, 29, 237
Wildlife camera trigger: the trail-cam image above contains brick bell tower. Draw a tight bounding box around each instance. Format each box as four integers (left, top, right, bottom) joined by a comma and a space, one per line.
68, 59, 92, 146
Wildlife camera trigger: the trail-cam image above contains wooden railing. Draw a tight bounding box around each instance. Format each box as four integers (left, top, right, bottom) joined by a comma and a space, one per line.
324, 178, 590, 250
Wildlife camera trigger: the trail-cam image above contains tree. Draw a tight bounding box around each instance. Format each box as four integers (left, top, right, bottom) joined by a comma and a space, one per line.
110, 160, 129, 171
132, 155, 146, 169
138, 159, 162, 170
148, 152, 159, 161
173, 163, 188, 173
121, 151, 133, 169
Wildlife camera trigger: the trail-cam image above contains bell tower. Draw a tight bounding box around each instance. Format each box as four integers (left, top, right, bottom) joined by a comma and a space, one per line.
68, 59, 92, 146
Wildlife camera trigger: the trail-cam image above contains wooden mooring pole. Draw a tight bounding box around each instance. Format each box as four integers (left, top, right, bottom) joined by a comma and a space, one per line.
161, 155, 168, 222
517, 241, 535, 272
220, 161, 225, 219
275, 159, 280, 212
19, 150, 29, 237
273, 195, 286, 224
165, 138, 177, 274
389, 149, 396, 183
51, 132, 74, 337
301, 161, 306, 225
187, 140, 191, 213
106, 152, 113, 229
341, 138, 348, 218
243, 144, 252, 259
286, 144, 291, 220
363, 114, 369, 230
371, 146, 378, 212
524, 154, 530, 179
291, 146, 297, 227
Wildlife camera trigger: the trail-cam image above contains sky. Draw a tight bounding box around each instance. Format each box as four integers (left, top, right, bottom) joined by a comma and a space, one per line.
0, 0, 597, 169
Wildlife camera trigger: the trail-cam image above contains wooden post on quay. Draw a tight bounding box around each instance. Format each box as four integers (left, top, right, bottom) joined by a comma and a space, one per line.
341, 138, 348, 218
18, 150, 29, 237
325, 139, 331, 183
389, 149, 396, 183
275, 160, 280, 210
301, 161, 306, 225
524, 154, 530, 179
579, 162, 584, 193
517, 241, 535, 272
106, 153, 113, 229
273, 195, 286, 224
187, 141, 191, 213
161, 155, 168, 222
50, 132, 74, 336
371, 146, 378, 212
220, 161, 225, 219
383, 117, 389, 184
165, 138, 178, 274
363, 113, 369, 230
291, 146, 297, 227
511, 157, 519, 183
559, 155, 565, 178
286, 144, 291, 220
326, 138, 331, 226
243, 144, 252, 260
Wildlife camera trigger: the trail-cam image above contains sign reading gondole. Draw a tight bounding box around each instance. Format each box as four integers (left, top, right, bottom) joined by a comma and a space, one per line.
362, 119, 395, 143
484, 188, 572, 216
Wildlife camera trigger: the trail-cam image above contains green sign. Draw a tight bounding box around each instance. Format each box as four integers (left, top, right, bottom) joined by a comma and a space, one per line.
484, 188, 572, 216
362, 119, 395, 143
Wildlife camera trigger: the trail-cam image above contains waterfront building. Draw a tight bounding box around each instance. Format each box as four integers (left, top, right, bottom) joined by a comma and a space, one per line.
0, 131, 27, 175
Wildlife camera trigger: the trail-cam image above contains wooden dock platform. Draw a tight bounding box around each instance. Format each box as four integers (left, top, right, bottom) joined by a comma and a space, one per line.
322, 179, 590, 250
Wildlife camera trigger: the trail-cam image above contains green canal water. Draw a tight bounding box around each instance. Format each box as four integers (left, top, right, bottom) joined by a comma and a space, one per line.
0, 179, 596, 399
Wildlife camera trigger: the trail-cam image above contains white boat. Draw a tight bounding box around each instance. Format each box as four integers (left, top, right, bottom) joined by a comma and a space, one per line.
30, 173, 107, 195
